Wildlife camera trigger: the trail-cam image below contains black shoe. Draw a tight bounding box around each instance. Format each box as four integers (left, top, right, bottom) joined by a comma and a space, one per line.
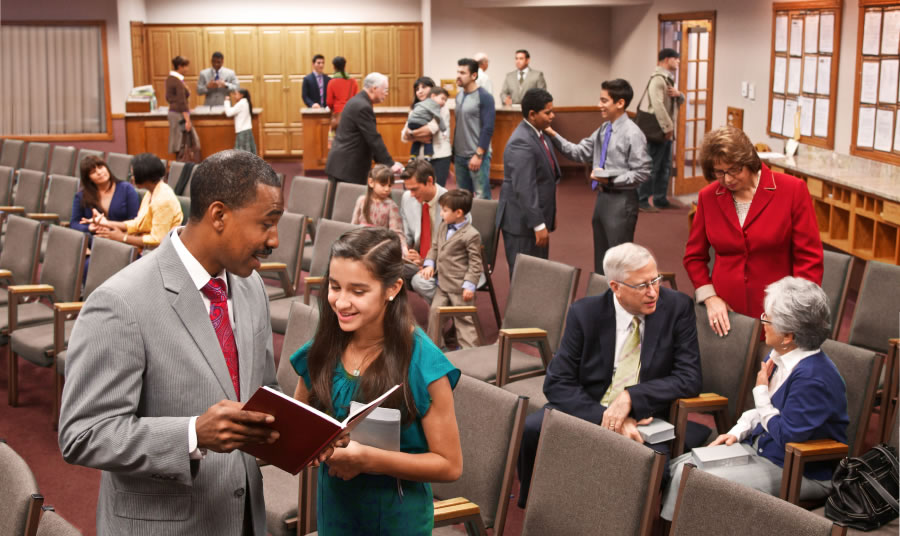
639, 202, 659, 213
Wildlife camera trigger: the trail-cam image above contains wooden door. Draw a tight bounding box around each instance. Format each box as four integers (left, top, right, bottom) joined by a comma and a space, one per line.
394, 25, 421, 109
230, 27, 259, 103
174, 28, 203, 110
366, 26, 393, 106
148, 28, 174, 106
260, 27, 288, 155
286, 27, 311, 156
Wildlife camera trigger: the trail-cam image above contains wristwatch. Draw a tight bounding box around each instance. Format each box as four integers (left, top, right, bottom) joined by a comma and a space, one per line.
474, 150, 484, 158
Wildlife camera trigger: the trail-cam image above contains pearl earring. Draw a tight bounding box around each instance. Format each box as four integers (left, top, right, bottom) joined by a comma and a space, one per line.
388, 295, 395, 302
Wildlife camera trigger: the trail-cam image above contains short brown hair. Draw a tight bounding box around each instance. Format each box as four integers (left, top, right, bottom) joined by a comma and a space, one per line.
438, 188, 472, 214
699, 125, 762, 182
400, 159, 435, 185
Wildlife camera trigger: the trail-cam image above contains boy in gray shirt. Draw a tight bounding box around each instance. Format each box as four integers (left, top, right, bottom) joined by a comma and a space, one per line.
407, 87, 449, 160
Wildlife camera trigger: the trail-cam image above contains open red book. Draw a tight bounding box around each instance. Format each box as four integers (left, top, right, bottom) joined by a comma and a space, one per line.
240, 384, 401, 474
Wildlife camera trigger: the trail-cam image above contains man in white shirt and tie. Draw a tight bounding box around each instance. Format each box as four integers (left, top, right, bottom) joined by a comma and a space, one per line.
500, 49, 547, 107
197, 52, 240, 106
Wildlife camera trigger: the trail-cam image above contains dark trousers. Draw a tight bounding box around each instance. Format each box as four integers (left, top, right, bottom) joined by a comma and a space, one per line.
516, 406, 711, 508
638, 139, 673, 205
502, 229, 549, 280
431, 156, 452, 187
592, 189, 639, 274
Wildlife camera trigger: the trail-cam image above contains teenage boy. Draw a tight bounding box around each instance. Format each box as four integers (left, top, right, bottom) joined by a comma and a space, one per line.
546, 79, 651, 274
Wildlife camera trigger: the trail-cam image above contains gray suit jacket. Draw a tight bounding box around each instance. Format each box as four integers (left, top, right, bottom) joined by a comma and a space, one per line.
499, 69, 547, 104
58, 236, 278, 536
197, 67, 239, 106
425, 220, 483, 293
497, 120, 560, 235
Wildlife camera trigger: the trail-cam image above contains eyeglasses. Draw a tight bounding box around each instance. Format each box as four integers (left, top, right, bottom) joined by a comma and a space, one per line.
615, 275, 663, 292
712, 164, 744, 180
760, 312, 772, 325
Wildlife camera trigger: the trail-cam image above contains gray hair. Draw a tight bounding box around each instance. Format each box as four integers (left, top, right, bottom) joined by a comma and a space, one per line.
363, 72, 389, 90
602, 243, 656, 283
763, 276, 831, 350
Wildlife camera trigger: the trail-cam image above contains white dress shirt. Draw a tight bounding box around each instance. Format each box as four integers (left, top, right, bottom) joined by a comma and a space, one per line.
612, 294, 645, 367
477, 68, 493, 94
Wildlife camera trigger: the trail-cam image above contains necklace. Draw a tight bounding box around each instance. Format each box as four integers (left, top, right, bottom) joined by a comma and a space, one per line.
347, 343, 381, 377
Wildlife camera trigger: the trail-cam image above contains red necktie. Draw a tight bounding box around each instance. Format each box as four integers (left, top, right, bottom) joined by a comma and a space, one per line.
201, 278, 241, 401
540, 133, 555, 165
420, 202, 431, 258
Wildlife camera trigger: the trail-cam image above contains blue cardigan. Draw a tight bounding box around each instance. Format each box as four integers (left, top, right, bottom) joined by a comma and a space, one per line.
70, 181, 141, 233
749, 350, 849, 481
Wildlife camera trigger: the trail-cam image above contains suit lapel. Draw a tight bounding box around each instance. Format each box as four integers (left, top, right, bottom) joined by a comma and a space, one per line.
640, 297, 663, 374
714, 184, 743, 233
229, 273, 255, 402
741, 165, 777, 230
523, 122, 560, 178
599, 293, 618, 380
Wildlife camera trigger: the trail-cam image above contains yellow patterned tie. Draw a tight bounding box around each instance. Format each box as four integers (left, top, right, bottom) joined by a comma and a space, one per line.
601, 316, 642, 406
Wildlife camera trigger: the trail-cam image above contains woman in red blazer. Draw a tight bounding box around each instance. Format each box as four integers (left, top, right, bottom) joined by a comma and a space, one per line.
684, 126, 823, 336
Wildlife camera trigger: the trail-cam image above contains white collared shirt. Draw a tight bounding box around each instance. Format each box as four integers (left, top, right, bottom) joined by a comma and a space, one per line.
612, 294, 645, 367
518, 67, 530, 80
169, 70, 184, 81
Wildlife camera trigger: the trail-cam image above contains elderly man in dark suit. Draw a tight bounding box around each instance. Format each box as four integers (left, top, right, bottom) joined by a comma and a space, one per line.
516, 242, 707, 508
496, 88, 559, 278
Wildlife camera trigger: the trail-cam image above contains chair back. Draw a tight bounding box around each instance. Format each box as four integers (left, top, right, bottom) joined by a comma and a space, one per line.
267, 212, 307, 291
330, 182, 367, 223
585, 272, 609, 297
848, 260, 900, 355
44, 175, 80, 223
503, 255, 579, 352
36, 507, 82, 536
276, 301, 320, 395
822, 250, 852, 338
469, 198, 499, 269
48, 146, 77, 177
106, 152, 133, 182
75, 149, 104, 179
390, 186, 403, 207
82, 237, 138, 299
821, 339, 883, 456
182, 166, 198, 197
286, 176, 329, 223
0, 440, 43, 536
40, 226, 87, 302
14, 170, 48, 214
176, 196, 190, 225
521, 409, 664, 536
670, 464, 843, 536
167, 161, 186, 184
22, 143, 50, 173
433, 376, 527, 533
890, 401, 899, 451
695, 304, 761, 423
0, 216, 43, 285
0, 165, 14, 206
0, 139, 25, 168
307, 220, 361, 277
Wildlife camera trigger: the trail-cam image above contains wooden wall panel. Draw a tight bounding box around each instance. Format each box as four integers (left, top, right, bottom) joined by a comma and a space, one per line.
311, 27, 339, 66
340, 27, 365, 79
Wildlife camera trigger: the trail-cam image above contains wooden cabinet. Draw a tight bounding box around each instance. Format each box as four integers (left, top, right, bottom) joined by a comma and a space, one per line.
365, 25, 420, 107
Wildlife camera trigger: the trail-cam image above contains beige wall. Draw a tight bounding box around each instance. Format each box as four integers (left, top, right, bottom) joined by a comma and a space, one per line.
142, 0, 420, 24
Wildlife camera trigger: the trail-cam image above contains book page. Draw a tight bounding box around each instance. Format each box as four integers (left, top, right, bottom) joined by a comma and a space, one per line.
819, 13, 835, 53
261, 386, 343, 427
863, 11, 883, 56
814, 98, 830, 138
816, 56, 831, 95
775, 15, 789, 53
790, 18, 804, 57
857, 107, 876, 148
342, 384, 402, 428
803, 55, 817, 94
879, 59, 899, 104
805, 13, 819, 53
788, 57, 802, 94
874, 108, 894, 152
773, 57, 787, 94
771, 97, 785, 134
861, 62, 880, 104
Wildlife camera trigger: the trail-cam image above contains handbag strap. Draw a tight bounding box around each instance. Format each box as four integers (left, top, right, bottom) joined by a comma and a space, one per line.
636, 74, 670, 112
859, 469, 900, 513
872, 444, 899, 474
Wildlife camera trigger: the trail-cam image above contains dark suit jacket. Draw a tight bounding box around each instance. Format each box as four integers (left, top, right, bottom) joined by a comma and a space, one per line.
496, 120, 560, 235
325, 91, 394, 184
543, 287, 701, 424
302, 72, 331, 108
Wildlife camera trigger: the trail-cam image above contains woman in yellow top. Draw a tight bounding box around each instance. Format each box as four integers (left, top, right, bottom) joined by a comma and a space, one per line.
93, 153, 183, 249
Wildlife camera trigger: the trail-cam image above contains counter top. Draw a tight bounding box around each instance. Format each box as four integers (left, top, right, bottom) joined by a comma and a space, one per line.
762, 145, 900, 203
301, 106, 411, 115
125, 106, 263, 118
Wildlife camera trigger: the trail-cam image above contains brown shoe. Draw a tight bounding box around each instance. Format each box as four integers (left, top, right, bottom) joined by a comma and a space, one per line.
639, 203, 659, 213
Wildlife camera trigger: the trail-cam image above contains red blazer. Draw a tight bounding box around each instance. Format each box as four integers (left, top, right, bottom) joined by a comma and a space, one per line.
683, 164, 823, 320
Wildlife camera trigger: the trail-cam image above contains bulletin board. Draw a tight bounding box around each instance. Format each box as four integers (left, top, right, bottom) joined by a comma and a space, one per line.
767, 1, 842, 149
850, 0, 900, 165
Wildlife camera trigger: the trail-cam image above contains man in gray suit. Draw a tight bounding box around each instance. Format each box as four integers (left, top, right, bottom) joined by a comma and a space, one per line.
59, 150, 286, 535
497, 88, 559, 278
499, 49, 547, 107
197, 51, 239, 106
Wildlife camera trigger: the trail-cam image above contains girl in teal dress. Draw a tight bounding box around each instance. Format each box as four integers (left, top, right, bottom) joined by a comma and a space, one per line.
290, 227, 462, 536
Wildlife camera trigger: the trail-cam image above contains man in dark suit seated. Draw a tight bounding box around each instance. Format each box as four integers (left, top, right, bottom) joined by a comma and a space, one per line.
516, 242, 707, 508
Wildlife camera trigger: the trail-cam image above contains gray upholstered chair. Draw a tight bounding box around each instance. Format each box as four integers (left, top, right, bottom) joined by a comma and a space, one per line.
35, 507, 82, 536
75, 149, 104, 179
779, 339, 883, 505
432, 375, 528, 536
182, 165, 198, 197
469, 198, 502, 329
0, 439, 43, 536
286, 176, 330, 272
105, 152, 133, 182
669, 304, 761, 457
176, 196, 189, 225
0, 166, 14, 206
21, 143, 50, 173
443, 254, 580, 387
330, 182, 367, 223
585, 272, 609, 297
670, 464, 846, 536
822, 250, 853, 339
848, 260, 900, 356
0, 169, 48, 221
262, 301, 319, 536
29, 175, 79, 227
48, 146, 77, 177
7, 226, 87, 406
0, 139, 25, 169
882, 339, 899, 443
520, 409, 664, 536
167, 161, 186, 184
0, 216, 44, 307
258, 212, 307, 300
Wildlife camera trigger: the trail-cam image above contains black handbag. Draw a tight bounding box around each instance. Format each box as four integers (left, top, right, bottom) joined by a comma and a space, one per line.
634, 75, 669, 144
825, 444, 899, 531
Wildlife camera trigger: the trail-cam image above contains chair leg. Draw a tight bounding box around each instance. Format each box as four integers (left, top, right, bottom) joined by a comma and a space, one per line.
485, 273, 502, 329
8, 347, 17, 407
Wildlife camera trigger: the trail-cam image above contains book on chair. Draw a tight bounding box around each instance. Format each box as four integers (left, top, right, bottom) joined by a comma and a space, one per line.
637, 418, 675, 444
691, 443, 751, 469
240, 384, 401, 474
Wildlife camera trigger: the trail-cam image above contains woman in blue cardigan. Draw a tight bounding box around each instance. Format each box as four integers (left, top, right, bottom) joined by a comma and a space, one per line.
660, 276, 849, 519
70, 155, 140, 233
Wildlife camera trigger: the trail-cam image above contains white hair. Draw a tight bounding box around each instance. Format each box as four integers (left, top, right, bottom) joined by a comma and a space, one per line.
602, 243, 655, 283
363, 72, 389, 90
473, 52, 488, 63
763, 276, 831, 350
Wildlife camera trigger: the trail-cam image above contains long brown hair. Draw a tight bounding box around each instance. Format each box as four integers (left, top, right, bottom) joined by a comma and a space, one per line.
306, 227, 417, 425
78, 156, 120, 213
362, 164, 393, 225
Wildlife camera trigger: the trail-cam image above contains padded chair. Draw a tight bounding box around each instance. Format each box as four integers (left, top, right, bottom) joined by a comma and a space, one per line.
106, 152, 133, 182
670, 304, 761, 457
0, 216, 44, 307
176, 196, 190, 225
0, 439, 43, 536
881, 339, 899, 443
822, 250, 853, 339
670, 464, 846, 536
585, 272, 609, 297
520, 409, 664, 536
7, 226, 87, 406
779, 339, 883, 505
167, 161, 186, 184
48, 146, 77, 177
286, 176, 330, 272
0, 139, 25, 168
848, 260, 900, 356
36, 507, 82, 536
182, 165, 198, 197
75, 149, 104, 179
0, 169, 48, 221
469, 198, 502, 328
30, 175, 79, 227
444, 254, 580, 387
0, 165, 14, 206
257, 212, 307, 300
330, 182, 367, 223
432, 376, 528, 536
21, 142, 50, 173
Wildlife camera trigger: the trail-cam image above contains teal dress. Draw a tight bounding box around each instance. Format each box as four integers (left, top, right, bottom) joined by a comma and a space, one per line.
290, 327, 460, 536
